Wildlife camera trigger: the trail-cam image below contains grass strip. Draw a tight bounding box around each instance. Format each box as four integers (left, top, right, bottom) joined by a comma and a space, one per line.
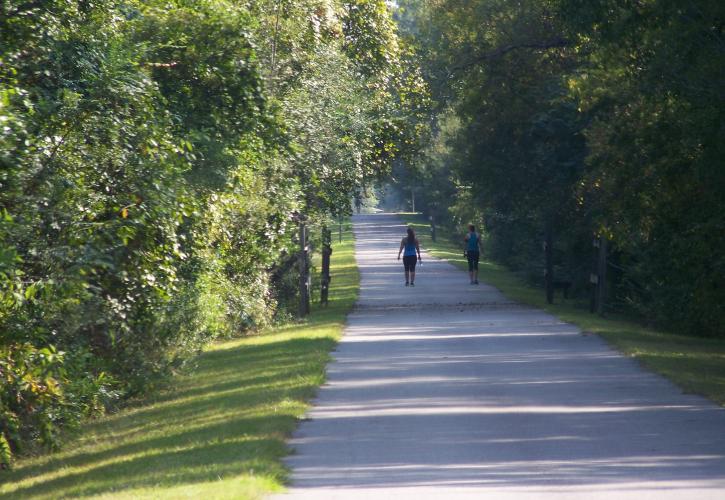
399, 212, 725, 406
0, 223, 359, 499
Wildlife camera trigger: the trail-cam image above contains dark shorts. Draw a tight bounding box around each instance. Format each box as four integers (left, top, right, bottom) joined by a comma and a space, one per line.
466, 251, 480, 271
403, 255, 417, 272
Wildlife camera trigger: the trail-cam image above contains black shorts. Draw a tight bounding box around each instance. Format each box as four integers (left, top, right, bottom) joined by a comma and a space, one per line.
403, 255, 417, 272
466, 251, 480, 271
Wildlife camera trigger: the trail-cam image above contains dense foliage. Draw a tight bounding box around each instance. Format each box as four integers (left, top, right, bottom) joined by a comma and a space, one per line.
391, 0, 724, 337
0, 0, 424, 465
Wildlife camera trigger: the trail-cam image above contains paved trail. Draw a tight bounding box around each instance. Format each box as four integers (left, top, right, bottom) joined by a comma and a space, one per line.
277, 213, 725, 499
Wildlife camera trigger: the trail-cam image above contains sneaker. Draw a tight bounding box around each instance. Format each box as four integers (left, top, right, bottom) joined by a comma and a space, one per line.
405, 282, 409, 286
410, 282, 415, 287
474, 280, 479, 285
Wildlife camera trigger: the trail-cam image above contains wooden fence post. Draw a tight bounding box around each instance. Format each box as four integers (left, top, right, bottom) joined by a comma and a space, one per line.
589, 235, 608, 314
320, 226, 332, 306
590, 236, 599, 313
596, 235, 608, 316
545, 226, 554, 304
298, 221, 310, 317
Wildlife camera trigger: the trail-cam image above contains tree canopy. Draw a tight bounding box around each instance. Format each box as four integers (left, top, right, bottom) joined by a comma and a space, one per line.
391, 0, 723, 336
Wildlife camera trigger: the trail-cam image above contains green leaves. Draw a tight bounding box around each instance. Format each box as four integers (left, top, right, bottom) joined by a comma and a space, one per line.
1, 0, 424, 462
395, 0, 724, 336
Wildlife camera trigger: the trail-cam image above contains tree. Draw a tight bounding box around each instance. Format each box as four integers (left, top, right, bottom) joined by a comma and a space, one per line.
394, 0, 724, 334
0, 0, 428, 463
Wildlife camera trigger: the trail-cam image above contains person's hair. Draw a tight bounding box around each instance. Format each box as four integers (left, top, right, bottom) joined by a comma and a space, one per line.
468, 224, 475, 232
406, 226, 416, 243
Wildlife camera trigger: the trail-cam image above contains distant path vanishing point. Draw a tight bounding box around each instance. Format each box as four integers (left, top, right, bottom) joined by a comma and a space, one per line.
275, 213, 725, 500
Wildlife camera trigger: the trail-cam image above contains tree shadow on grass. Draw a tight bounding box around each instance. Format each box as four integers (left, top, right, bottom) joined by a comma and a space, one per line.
0, 335, 337, 499
5, 424, 285, 499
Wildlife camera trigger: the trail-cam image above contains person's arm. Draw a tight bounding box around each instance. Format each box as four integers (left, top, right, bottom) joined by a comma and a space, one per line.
464, 233, 469, 257
415, 238, 421, 261
398, 238, 405, 259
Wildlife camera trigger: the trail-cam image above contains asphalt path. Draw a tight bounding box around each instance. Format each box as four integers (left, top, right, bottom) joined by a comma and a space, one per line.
276, 213, 725, 499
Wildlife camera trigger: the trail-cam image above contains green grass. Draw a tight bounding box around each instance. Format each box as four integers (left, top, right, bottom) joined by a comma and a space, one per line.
400, 212, 725, 406
0, 224, 359, 499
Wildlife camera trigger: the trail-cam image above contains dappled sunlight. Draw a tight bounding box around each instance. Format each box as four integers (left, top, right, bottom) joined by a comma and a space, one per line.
0, 332, 331, 498
288, 456, 725, 490
341, 331, 581, 342
304, 402, 704, 418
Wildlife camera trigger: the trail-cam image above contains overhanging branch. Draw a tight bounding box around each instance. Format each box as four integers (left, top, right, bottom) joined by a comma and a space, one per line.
451, 37, 571, 73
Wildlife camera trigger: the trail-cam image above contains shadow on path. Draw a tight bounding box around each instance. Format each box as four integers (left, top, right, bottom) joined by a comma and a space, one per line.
280, 214, 725, 498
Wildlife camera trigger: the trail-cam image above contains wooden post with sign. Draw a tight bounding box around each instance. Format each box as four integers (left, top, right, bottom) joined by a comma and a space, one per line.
298, 222, 310, 317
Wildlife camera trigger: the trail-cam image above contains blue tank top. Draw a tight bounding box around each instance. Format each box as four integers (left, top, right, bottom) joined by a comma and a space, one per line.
404, 238, 417, 256
467, 232, 479, 252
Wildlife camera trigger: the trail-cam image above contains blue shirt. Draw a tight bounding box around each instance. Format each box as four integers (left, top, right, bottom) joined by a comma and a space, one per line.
467, 232, 479, 252
403, 238, 417, 256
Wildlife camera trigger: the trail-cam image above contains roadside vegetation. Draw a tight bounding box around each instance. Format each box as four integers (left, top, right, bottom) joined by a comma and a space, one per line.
0, 223, 358, 499
1, 0, 424, 466
401, 213, 725, 407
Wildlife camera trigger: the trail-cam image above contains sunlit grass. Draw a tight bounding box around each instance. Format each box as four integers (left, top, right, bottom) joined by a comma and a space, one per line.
0, 224, 359, 499
400, 213, 725, 406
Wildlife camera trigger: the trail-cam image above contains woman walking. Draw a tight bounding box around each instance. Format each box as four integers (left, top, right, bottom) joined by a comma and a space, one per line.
464, 224, 483, 285
397, 226, 421, 286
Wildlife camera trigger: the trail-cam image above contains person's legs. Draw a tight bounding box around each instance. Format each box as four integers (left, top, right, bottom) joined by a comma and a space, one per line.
473, 252, 480, 284
403, 256, 413, 285
409, 256, 417, 285
467, 252, 475, 284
